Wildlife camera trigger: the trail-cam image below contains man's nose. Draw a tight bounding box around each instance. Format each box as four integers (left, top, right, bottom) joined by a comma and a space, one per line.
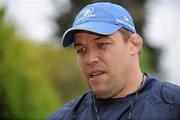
84, 50, 99, 65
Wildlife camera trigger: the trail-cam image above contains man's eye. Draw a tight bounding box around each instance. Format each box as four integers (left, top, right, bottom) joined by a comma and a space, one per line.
96, 43, 111, 48
76, 47, 86, 55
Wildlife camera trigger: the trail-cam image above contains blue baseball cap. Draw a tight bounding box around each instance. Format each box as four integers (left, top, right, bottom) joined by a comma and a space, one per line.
62, 2, 136, 47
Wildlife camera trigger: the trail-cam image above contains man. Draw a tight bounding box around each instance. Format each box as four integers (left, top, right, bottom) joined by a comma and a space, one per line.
48, 2, 180, 120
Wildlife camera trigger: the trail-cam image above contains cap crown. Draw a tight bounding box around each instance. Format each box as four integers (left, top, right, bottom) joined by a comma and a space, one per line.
73, 2, 136, 33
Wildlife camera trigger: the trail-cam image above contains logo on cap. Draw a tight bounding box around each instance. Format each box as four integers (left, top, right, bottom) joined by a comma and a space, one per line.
75, 7, 95, 25
116, 17, 134, 31
124, 16, 130, 22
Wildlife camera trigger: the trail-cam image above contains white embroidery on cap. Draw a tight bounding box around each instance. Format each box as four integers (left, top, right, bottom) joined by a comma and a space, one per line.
76, 7, 95, 25
116, 18, 134, 30
124, 16, 130, 22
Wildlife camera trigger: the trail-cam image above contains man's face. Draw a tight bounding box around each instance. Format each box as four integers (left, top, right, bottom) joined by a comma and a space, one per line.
74, 31, 133, 98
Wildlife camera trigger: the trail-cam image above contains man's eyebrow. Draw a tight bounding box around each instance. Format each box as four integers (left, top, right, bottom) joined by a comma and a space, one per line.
74, 35, 107, 47
95, 35, 113, 42
94, 35, 105, 40
74, 43, 82, 48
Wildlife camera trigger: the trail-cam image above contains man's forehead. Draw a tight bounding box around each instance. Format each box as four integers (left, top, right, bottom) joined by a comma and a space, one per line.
74, 31, 104, 42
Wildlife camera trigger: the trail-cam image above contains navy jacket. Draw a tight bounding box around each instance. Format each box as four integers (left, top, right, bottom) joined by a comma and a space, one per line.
47, 74, 180, 120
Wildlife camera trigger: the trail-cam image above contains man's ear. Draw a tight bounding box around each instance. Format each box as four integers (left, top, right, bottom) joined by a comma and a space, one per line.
128, 33, 143, 56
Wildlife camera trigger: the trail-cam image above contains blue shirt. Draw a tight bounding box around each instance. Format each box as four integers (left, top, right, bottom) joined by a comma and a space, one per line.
47, 73, 180, 120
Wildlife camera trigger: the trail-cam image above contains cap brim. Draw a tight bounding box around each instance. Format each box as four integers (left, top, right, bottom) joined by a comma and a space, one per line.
61, 22, 122, 47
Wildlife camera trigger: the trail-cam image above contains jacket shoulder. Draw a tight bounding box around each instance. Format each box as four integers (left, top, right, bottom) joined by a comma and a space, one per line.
47, 99, 78, 120
160, 82, 180, 105
46, 91, 91, 120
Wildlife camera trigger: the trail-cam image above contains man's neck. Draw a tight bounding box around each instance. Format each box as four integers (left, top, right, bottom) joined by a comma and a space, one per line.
112, 71, 145, 98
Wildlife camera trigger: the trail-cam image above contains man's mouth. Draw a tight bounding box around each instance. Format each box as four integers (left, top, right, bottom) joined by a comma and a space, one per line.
88, 70, 106, 80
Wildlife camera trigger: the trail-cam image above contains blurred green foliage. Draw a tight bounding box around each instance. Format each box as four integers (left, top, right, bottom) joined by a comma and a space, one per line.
0, 8, 61, 119
0, 0, 158, 119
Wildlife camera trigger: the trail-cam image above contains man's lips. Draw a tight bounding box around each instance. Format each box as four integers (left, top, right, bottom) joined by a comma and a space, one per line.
88, 70, 106, 80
